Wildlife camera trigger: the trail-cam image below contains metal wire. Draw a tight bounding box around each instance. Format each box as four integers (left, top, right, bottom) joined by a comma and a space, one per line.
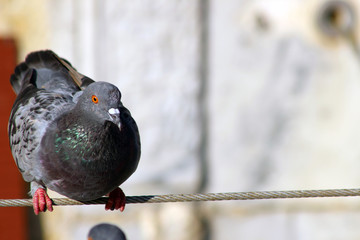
1, 188, 360, 207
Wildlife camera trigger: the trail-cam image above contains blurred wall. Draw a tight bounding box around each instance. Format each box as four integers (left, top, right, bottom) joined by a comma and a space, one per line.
2, 0, 360, 239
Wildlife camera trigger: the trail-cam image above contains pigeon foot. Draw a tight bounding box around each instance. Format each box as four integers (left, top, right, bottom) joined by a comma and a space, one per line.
33, 188, 53, 215
105, 187, 126, 212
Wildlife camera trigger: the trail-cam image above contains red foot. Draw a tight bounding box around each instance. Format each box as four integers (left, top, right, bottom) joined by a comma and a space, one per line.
33, 188, 53, 215
105, 187, 126, 212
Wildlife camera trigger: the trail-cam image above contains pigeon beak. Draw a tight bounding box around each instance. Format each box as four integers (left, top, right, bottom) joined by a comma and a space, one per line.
108, 108, 120, 116
108, 108, 121, 129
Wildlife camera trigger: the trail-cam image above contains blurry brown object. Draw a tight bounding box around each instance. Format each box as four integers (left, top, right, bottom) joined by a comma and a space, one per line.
0, 38, 27, 240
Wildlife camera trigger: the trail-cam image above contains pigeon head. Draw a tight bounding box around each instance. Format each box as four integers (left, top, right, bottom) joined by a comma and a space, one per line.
88, 223, 127, 240
75, 82, 123, 126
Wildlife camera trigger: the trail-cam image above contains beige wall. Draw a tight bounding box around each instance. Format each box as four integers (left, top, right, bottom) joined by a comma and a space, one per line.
0, 0, 51, 59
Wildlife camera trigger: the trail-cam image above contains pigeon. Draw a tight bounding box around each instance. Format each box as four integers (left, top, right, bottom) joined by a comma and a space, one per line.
8, 50, 140, 215
88, 223, 127, 240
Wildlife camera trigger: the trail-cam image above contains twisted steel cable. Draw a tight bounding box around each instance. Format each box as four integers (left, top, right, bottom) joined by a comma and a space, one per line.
1, 188, 360, 207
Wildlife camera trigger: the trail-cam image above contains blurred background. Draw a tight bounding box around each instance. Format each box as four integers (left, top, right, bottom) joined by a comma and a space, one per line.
1, 0, 360, 239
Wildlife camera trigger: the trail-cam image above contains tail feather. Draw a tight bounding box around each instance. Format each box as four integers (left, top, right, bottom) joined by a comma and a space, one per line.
10, 62, 30, 94
10, 50, 95, 95
26, 50, 63, 69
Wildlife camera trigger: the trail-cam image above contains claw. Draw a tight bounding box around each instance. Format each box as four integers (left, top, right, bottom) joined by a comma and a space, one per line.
105, 187, 126, 212
32, 188, 53, 215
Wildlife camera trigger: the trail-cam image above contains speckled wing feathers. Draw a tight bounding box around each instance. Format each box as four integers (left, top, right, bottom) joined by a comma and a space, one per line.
9, 88, 74, 183
8, 51, 79, 182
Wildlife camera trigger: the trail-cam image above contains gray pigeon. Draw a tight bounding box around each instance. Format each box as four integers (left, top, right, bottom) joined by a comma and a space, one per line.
8, 50, 140, 214
88, 223, 127, 240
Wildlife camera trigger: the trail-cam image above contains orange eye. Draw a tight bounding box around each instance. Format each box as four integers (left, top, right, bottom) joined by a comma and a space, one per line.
91, 95, 98, 104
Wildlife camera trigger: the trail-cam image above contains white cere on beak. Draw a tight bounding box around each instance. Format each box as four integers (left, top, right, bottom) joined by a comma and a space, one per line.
108, 108, 120, 115
108, 108, 121, 129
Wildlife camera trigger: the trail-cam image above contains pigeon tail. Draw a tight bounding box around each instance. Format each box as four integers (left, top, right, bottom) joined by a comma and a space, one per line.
10, 62, 33, 94
10, 50, 95, 95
